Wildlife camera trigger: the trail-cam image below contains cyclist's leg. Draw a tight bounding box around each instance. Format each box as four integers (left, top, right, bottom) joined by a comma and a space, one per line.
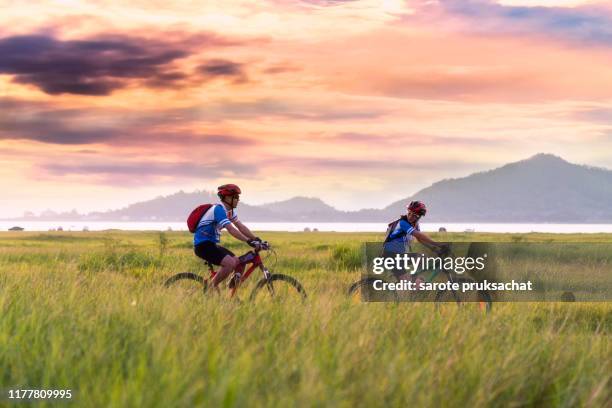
209, 245, 238, 287
213, 254, 239, 287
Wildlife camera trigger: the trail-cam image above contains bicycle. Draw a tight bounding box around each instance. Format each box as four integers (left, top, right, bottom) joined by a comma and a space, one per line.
347, 244, 492, 313
164, 243, 307, 301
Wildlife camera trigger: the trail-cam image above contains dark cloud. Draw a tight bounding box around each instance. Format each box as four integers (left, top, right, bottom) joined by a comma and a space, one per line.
263, 64, 302, 75
199, 59, 242, 76
0, 98, 256, 145
197, 59, 247, 83
144, 71, 189, 88
0, 34, 187, 95
0, 33, 253, 95
0, 107, 116, 144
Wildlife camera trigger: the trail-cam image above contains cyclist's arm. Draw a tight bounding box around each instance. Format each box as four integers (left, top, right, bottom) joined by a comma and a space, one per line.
224, 223, 251, 243
233, 219, 257, 240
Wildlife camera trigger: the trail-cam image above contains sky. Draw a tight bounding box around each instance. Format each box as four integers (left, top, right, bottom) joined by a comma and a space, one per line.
1, 0, 612, 217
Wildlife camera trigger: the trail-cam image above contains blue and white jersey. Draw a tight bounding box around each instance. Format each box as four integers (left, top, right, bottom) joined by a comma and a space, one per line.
194, 204, 238, 245
383, 218, 419, 254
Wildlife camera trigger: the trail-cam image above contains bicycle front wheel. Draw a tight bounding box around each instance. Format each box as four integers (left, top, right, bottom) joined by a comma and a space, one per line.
249, 274, 307, 302
434, 277, 492, 314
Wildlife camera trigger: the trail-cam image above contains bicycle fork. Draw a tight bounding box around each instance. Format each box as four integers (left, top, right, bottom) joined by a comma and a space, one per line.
444, 271, 463, 306
262, 267, 274, 296
229, 264, 246, 298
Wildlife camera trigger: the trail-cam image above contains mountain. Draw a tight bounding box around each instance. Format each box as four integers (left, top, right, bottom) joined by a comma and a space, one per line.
88, 190, 218, 221
87, 190, 276, 221
261, 197, 346, 221
264, 197, 335, 215
12, 154, 612, 223
385, 154, 612, 222
87, 195, 344, 222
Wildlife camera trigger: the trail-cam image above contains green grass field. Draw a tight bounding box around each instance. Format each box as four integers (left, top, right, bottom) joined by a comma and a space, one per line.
1, 231, 610, 407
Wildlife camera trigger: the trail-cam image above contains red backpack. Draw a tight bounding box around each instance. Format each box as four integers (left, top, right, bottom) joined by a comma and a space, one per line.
187, 204, 213, 233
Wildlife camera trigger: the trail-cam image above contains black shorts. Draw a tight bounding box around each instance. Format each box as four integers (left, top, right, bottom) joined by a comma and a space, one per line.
194, 241, 235, 266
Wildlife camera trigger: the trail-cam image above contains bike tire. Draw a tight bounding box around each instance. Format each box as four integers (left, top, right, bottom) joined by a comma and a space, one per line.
249, 274, 307, 301
347, 277, 400, 303
434, 277, 492, 313
164, 272, 208, 294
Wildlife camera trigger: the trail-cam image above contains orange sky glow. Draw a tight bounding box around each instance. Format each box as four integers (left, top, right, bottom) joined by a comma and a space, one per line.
1, 0, 612, 216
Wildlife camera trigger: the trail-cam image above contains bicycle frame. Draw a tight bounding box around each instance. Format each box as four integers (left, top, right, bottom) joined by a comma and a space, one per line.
205, 248, 271, 297
413, 267, 453, 284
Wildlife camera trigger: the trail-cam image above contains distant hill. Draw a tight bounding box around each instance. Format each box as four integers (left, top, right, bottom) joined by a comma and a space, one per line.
261, 197, 347, 221
89, 190, 218, 221
87, 190, 276, 221
12, 154, 612, 222
264, 197, 335, 215
385, 154, 612, 222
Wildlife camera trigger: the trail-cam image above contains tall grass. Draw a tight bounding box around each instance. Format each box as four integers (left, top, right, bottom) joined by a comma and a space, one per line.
0, 231, 610, 407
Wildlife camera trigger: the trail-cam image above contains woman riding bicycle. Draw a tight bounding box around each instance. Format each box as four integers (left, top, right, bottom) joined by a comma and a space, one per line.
193, 184, 265, 288
383, 201, 447, 281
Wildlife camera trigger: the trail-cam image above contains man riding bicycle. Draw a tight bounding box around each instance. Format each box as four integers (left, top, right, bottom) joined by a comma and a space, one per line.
383, 200, 447, 281
193, 184, 265, 289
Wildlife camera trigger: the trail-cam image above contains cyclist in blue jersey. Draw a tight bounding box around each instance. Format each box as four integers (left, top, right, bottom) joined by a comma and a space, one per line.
194, 184, 264, 288
383, 201, 447, 280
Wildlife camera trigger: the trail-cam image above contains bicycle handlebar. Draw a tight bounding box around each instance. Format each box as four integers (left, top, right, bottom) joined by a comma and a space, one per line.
253, 241, 271, 252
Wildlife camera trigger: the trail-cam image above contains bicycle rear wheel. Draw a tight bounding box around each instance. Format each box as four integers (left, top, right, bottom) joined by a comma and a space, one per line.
249, 274, 307, 302
434, 277, 492, 313
164, 272, 208, 296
